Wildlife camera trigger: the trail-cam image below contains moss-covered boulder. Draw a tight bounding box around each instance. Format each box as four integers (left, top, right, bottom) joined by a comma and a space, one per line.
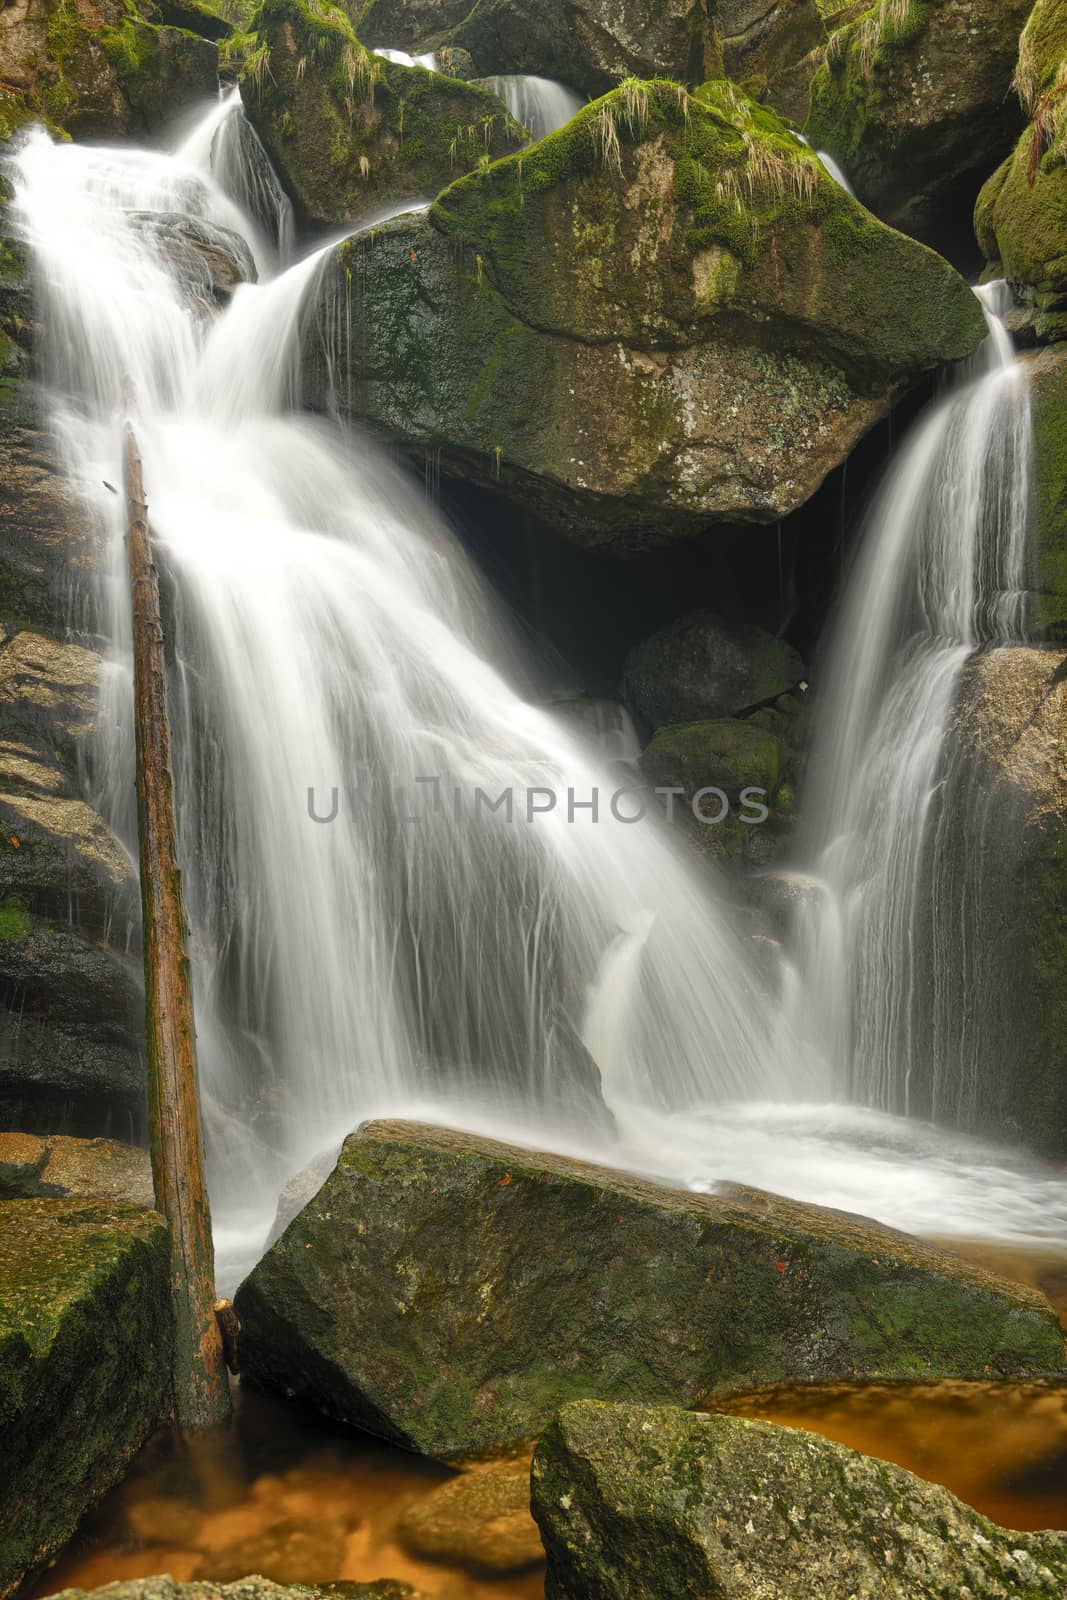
354, 0, 720, 100
719, 0, 827, 122
624, 610, 804, 730
305, 78, 984, 548
0, 0, 220, 144
0, 1199, 171, 1599
1025, 344, 1067, 637
948, 646, 1067, 1157
238, 2, 526, 227
639, 717, 793, 862
234, 1119, 1066, 1463
532, 1401, 1067, 1600
976, 7, 1067, 343
806, 0, 1031, 242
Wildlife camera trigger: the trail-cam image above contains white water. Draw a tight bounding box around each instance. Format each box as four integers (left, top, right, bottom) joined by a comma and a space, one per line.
784, 283, 1033, 1119
373, 47, 439, 71
797, 132, 855, 195
476, 75, 586, 141
10, 103, 1067, 1286
10, 106, 780, 1268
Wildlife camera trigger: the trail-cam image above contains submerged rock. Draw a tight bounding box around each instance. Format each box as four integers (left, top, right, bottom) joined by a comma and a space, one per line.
307, 79, 985, 548
398, 1465, 543, 1572
128, 213, 258, 308
235, 1120, 1066, 1463
239, 6, 526, 228
355, 0, 720, 98
0, 1199, 172, 1599
531, 1401, 1067, 1599
806, 0, 1031, 243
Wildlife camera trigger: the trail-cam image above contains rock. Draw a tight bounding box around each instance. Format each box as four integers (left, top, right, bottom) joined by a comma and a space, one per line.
355, 0, 720, 99
639, 717, 792, 863
0, 1198, 172, 1599
40, 1582, 423, 1600
977, 8, 1067, 344
1022, 344, 1067, 640
949, 646, 1067, 1157
624, 611, 804, 730
0, 0, 220, 143
531, 1401, 1067, 1600
193, 1520, 352, 1585
0, 1131, 153, 1204
398, 1467, 543, 1572
238, 12, 526, 229
307, 79, 986, 549
128, 213, 258, 307
806, 0, 1031, 243
234, 1119, 1066, 1463
720, 0, 826, 122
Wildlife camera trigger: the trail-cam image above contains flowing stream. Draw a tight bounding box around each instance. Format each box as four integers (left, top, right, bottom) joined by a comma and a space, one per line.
8, 96, 1067, 1285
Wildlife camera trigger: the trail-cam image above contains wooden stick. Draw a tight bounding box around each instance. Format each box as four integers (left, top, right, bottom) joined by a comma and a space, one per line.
125, 423, 230, 1430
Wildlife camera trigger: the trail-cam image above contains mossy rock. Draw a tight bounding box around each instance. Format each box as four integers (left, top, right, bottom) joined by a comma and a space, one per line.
623, 609, 804, 731
976, 128, 1067, 343
234, 1119, 1066, 1463
42, 1581, 424, 1600
397, 1466, 543, 1572
354, 0, 720, 100
0, 1132, 152, 1203
532, 1402, 1067, 1600
0, 1199, 172, 1598
719, 0, 828, 123
238, 0, 526, 227
806, 0, 1031, 242
0, 0, 220, 141
303, 78, 984, 547
639, 717, 792, 863
1025, 344, 1067, 638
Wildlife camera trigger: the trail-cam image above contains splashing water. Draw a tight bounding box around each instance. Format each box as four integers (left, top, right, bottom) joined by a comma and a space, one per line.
475, 75, 586, 141
784, 282, 1034, 1119
796, 132, 855, 195
372, 46, 439, 70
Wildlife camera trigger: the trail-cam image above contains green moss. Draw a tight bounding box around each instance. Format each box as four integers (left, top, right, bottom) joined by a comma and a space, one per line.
1030, 346, 1067, 640
806, 0, 933, 163
0, 899, 28, 942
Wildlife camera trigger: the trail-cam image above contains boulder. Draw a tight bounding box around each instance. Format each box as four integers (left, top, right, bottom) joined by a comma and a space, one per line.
234, 1120, 1066, 1463
0, 1198, 171, 1599
1024, 346, 1067, 637
531, 1401, 1067, 1600
239, 6, 526, 228
305, 79, 986, 549
977, 7, 1067, 344
623, 610, 804, 730
948, 645, 1067, 1156
41, 1583, 422, 1600
719, 0, 826, 122
398, 1465, 543, 1572
354, 0, 720, 99
128, 213, 258, 307
638, 717, 794, 863
0, 1132, 153, 1204
0, 0, 220, 143
806, 0, 1031, 243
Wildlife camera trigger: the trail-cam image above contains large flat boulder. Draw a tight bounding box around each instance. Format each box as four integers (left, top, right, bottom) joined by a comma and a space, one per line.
0, 1132, 153, 1204
806, 0, 1031, 244
41, 1583, 421, 1600
531, 1401, 1067, 1599
234, 1120, 1066, 1462
305, 79, 986, 549
0, 1199, 172, 1599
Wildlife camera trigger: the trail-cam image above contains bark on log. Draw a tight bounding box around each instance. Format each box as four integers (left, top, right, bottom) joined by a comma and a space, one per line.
125, 423, 230, 1429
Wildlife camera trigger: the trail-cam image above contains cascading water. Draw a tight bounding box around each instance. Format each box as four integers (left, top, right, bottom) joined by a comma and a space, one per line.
784, 283, 1033, 1119
9, 101, 778, 1279
9, 98, 1067, 1278
476, 75, 586, 140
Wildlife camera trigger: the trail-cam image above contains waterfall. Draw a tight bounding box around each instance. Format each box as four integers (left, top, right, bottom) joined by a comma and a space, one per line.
796, 132, 855, 195
176, 89, 294, 272
372, 47, 439, 70
784, 282, 1033, 1119
9, 109, 780, 1272
475, 75, 586, 140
